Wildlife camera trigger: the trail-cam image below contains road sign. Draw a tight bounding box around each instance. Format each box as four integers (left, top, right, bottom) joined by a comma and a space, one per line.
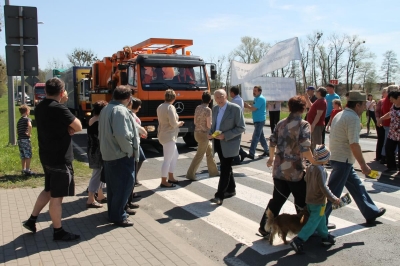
25, 76, 40, 87
329, 79, 339, 85
5, 46, 38, 76
4, 5, 38, 45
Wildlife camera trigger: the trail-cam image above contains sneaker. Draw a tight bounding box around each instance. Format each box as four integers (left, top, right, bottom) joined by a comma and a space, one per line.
53, 231, 81, 241
125, 208, 137, 215
114, 219, 134, 227
128, 203, 140, 209
366, 207, 386, 224
22, 220, 37, 233
321, 234, 336, 246
290, 237, 304, 254
327, 223, 336, 229
210, 197, 223, 205
258, 151, 269, 158
24, 169, 36, 176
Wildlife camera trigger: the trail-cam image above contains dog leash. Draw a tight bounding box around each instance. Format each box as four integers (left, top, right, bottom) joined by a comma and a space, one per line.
267, 167, 305, 211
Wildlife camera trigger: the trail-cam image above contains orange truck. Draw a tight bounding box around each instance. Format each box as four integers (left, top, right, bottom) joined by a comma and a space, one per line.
90, 38, 216, 146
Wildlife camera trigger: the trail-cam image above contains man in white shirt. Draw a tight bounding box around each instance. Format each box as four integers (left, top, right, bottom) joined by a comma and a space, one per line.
229, 86, 248, 163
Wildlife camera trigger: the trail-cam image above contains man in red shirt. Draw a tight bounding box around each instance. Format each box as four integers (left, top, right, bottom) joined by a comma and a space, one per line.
380, 85, 399, 164
306, 87, 327, 151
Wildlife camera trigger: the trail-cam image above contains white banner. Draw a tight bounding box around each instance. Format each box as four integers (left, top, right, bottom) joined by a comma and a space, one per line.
241, 77, 296, 101
231, 37, 301, 86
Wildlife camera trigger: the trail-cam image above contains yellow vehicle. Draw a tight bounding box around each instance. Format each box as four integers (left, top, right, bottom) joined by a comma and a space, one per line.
90, 38, 216, 146
60, 66, 91, 124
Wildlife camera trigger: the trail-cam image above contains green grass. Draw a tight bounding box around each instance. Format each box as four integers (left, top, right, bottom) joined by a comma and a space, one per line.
0, 96, 91, 188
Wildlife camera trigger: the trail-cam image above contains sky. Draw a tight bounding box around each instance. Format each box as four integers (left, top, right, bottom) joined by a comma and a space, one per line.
1, 0, 399, 80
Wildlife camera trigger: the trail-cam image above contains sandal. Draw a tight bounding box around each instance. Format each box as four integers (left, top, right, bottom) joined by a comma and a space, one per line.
97, 197, 107, 203
160, 183, 176, 188
86, 201, 103, 208
167, 180, 179, 184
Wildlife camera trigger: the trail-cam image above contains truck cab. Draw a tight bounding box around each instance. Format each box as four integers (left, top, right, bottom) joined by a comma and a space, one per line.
33, 83, 46, 107
90, 38, 216, 146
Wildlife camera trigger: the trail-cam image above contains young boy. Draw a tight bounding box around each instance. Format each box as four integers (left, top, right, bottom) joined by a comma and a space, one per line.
290, 144, 340, 254
17, 104, 35, 176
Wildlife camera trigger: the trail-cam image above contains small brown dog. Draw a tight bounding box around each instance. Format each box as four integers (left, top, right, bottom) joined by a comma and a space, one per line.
265, 208, 309, 245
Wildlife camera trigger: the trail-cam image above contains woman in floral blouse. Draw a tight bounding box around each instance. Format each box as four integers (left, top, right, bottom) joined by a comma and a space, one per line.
258, 95, 320, 237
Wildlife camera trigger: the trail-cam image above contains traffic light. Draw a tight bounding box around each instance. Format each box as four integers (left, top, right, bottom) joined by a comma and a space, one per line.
54, 69, 61, 78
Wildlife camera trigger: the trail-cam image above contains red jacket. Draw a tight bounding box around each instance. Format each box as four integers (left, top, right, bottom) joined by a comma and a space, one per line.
381, 96, 393, 127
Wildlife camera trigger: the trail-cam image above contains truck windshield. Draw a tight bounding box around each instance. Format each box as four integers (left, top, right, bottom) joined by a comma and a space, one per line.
140, 65, 207, 91
35, 87, 45, 95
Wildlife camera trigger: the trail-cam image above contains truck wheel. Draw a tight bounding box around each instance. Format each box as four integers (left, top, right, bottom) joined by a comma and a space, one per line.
183, 133, 198, 147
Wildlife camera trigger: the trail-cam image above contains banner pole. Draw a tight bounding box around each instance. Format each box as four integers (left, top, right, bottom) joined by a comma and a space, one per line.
300, 57, 307, 93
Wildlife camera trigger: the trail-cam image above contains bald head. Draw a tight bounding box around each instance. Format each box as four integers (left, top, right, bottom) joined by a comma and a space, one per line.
214, 89, 227, 107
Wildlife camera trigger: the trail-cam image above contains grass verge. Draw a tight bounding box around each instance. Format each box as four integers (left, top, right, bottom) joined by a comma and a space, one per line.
0, 96, 91, 188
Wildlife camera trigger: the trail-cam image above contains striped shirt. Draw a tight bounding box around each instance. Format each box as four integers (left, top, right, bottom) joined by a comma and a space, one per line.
17, 116, 31, 140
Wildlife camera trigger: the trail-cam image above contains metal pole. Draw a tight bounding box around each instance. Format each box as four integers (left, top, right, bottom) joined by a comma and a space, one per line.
19, 6, 25, 105
5, 0, 16, 145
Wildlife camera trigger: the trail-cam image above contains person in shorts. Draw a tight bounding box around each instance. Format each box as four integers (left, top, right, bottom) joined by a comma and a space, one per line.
17, 104, 34, 176
23, 78, 83, 241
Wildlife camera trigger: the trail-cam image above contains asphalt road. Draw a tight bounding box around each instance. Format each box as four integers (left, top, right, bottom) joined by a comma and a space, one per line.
72, 129, 400, 266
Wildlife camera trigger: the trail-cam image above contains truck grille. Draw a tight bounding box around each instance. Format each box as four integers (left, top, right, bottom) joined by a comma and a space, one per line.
138, 100, 201, 117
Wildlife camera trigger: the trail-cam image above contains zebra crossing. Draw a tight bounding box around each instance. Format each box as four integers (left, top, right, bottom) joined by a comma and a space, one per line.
140, 153, 400, 256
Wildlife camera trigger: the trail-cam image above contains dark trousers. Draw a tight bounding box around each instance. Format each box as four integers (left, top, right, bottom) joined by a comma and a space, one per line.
214, 139, 235, 199
376, 126, 385, 159
259, 177, 306, 229
233, 147, 248, 164
385, 138, 400, 169
367, 110, 377, 132
322, 116, 330, 144
269, 111, 280, 133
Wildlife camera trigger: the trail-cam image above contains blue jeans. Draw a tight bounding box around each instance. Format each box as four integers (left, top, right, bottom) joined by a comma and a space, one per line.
325, 160, 379, 223
104, 156, 135, 223
249, 121, 269, 156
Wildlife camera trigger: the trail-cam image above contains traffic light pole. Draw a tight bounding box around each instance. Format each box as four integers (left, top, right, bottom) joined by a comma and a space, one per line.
5, 0, 16, 145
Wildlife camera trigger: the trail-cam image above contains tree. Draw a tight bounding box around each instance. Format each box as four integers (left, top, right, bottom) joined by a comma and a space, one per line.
37, 68, 47, 83
345, 35, 374, 91
233, 36, 270, 64
381, 50, 399, 85
357, 62, 377, 93
46, 57, 67, 70
0, 56, 7, 97
67, 48, 99, 66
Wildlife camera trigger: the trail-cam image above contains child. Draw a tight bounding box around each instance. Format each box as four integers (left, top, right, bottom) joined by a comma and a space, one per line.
17, 104, 35, 176
290, 145, 340, 254
326, 99, 342, 132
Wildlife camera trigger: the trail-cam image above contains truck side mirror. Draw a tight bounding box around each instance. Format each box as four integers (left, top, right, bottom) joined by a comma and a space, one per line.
210, 65, 217, 80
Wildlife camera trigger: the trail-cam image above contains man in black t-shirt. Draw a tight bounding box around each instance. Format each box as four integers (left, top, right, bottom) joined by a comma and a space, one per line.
23, 78, 82, 241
